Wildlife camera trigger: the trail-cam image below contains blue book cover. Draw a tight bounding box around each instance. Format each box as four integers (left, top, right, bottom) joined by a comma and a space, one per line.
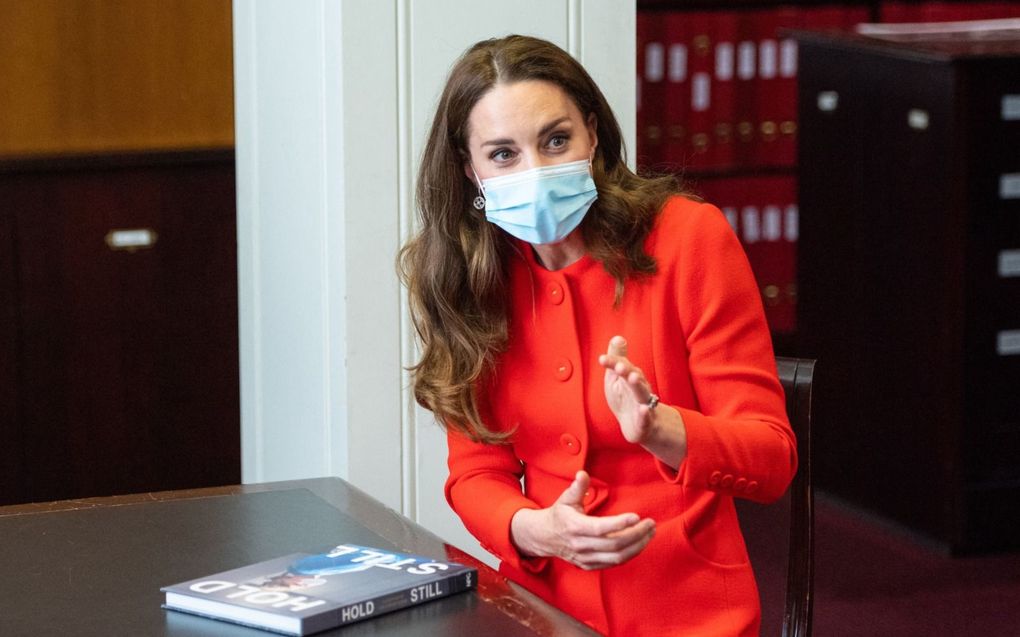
161, 544, 477, 635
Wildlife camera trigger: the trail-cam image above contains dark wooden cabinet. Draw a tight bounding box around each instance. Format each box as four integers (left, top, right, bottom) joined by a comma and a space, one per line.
0, 151, 240, 505
795, 29, 1020, 552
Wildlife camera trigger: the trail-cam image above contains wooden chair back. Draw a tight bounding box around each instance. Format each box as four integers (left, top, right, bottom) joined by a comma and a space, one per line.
737, 356, 815, 637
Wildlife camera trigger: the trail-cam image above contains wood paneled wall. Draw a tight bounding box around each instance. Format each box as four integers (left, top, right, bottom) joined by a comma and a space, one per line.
0, 0, 233, 156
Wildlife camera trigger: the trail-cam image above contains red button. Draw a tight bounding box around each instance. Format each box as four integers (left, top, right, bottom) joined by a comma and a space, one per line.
746, 481, 759, 494
734, 478, 748, 492
721, 474, 734, 489
554, 358, 573, 381
547, 282, 564, 305
709, 471, 722, 486
559, 433, 581, 455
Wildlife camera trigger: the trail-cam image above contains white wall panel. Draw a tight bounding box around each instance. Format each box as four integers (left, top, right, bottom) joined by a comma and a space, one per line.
235, 1, 339, 484
235, 0, 635, 565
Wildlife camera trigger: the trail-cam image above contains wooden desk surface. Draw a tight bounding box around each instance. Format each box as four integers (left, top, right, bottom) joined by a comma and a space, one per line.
0, 477, 597, 636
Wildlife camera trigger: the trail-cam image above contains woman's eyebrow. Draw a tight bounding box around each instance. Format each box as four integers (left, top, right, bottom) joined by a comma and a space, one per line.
480, 116, 572, 147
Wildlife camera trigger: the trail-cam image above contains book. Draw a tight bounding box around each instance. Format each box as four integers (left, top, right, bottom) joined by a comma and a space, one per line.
711, 10, 739, 171
162, 543, 478, 636
685, 10, 715, 170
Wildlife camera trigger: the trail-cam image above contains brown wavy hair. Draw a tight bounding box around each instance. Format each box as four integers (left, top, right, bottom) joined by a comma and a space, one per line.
399, 35, 688, 443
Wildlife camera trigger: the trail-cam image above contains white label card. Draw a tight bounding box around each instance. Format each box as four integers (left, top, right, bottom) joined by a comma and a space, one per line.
669, 44, 687, 83
1003, 95, 1020, 121
999, 250, 1020, 278
106, 229, 157, 249
738, 41, 756, 80
742, 207, 761, 243
780, 39, 798, 78
784, 205, 799, 242
715, 42, 734, 81
645, 43, 665, 82
763, 206, 782, 241
723, 207, 739, 233
759, 40, 778, 79
997, 330, 1020, 356
908, 109, 930, 130
1000, 174, 1020, 199
818, 91, 839, 112
692, 73, 711, 112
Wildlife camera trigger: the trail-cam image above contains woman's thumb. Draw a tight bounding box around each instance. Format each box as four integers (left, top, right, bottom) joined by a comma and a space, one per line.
557, 470, 590, 507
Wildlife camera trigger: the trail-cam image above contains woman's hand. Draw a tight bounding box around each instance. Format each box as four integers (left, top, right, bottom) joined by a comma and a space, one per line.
598, 335, 688, 469
510, 471, 655, 570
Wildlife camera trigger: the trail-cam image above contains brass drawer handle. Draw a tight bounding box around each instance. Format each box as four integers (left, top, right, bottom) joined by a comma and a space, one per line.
105, 228, 157, 252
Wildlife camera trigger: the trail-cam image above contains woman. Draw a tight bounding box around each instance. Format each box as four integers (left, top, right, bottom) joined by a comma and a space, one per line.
400, 35, 796, 636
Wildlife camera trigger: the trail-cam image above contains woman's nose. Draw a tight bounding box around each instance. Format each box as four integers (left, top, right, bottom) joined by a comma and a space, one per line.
519, 152, 560, 171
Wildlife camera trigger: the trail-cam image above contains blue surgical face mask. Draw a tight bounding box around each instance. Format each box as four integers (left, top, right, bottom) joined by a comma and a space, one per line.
473, 158, 598, 245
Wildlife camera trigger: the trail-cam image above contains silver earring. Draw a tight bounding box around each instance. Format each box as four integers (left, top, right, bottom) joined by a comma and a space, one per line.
473, 194, 485, 210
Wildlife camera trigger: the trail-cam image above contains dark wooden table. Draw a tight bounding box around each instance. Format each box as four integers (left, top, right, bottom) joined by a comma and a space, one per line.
0, 477, 598, 636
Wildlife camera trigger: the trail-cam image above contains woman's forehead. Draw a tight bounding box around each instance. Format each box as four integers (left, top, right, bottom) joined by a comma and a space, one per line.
467, 80, 582, 141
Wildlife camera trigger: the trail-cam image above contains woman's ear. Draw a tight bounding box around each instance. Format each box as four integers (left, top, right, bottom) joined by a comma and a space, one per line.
586, 112, 599, 156
463, 162, 478, 186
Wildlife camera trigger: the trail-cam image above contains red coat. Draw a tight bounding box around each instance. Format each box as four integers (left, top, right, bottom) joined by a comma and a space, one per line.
445, 196, 797, 636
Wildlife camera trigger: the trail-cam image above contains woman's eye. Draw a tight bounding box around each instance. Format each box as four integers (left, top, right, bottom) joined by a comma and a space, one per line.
548, 134, 569, 149
491, 149, 515, 162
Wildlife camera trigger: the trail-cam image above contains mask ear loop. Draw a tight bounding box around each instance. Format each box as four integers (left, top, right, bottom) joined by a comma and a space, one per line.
469, 165, 486, 211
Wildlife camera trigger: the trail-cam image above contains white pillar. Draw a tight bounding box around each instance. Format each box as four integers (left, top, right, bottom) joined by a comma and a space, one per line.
234, 0, 634, 560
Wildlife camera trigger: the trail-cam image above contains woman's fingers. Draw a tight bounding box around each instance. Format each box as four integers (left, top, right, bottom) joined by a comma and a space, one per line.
606, 335, 627, 357
577, 526, 657, 569
564, 508, 641, 537
600, 354, 653, 402
582, 518, 656, 553
558, 516, 657, 569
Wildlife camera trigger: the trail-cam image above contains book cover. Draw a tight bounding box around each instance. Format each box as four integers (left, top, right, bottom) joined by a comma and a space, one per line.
162, 544, 478, 636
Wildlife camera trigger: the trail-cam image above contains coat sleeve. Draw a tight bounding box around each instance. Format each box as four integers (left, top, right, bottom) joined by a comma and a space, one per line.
445, 427, 550, 573
655, 201, 798, 504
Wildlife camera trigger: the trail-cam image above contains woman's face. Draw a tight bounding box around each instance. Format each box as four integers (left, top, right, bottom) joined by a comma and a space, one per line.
464, 79, 597, 182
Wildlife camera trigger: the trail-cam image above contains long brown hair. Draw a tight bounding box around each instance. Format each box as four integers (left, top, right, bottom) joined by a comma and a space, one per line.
399, 35, 687, 443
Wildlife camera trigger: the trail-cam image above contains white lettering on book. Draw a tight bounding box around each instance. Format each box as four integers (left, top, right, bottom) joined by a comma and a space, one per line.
188, 581, 327, 612
370, 558, 419, 571
325, 545, 452, 575
409, 582, 443, 603
190, 581, 234, 594
407, 562, 448, 575
351, 549, 388, 563
341, 601, 375, 622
